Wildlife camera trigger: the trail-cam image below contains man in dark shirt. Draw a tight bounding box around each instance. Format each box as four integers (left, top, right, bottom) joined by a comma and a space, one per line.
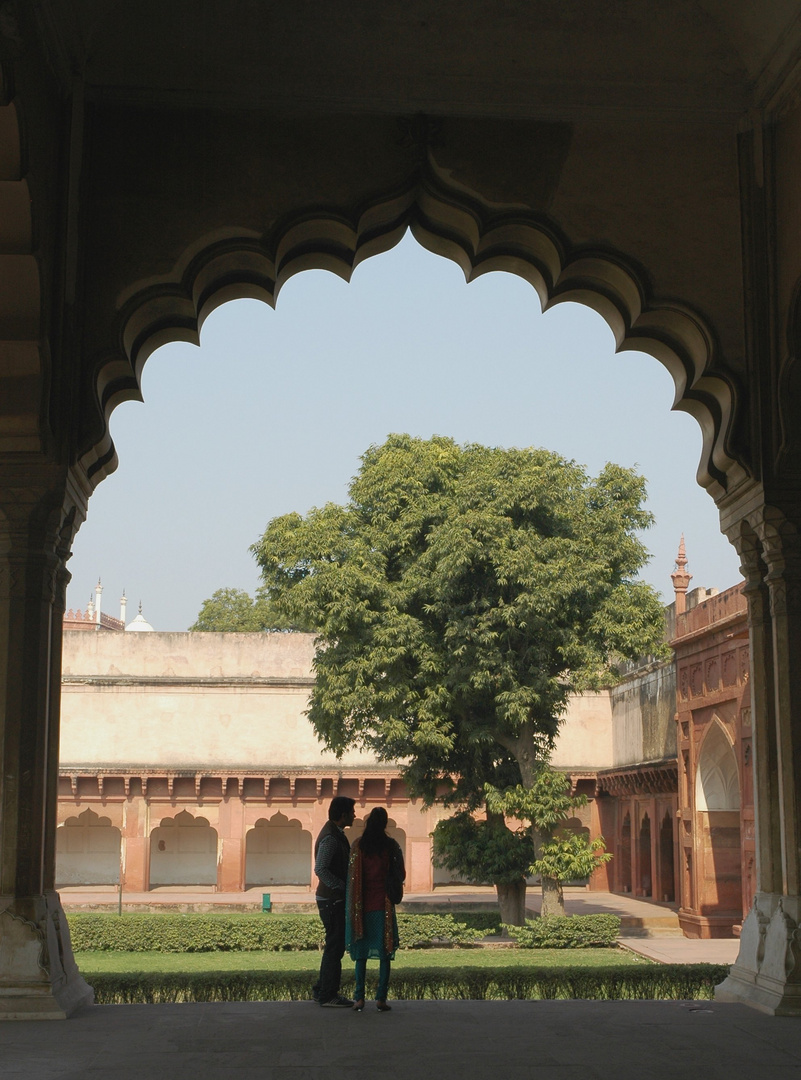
312, 795, 356, 1007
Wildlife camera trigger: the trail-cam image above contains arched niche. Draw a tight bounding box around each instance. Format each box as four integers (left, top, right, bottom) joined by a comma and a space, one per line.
55, 809, 121, 887
639, 812, 652, 897
561, 816, 590, 841
149, 810, 218, 887
695, 719, 742, 918
659, 810, 676, 904
245, 813, 312, 887
696, 720, 740, 812
619, 811, 632, 894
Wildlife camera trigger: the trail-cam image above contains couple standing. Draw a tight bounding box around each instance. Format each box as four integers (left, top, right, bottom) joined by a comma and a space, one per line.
313, 796, 406, 1011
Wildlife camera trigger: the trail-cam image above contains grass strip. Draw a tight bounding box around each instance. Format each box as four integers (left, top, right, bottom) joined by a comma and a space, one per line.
77, 946, 645, 973
85, 963, 730, 1003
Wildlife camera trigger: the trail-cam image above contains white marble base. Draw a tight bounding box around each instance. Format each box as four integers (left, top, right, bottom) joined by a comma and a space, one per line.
0, 891, 94, 1020
715, 892, 801, 1015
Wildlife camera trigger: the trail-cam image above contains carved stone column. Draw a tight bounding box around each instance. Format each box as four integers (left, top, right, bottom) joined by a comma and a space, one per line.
0, 461, 94, 1018
717, 508, 801, 1014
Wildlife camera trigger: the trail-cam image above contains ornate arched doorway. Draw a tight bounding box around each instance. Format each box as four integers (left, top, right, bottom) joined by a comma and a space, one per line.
5, 8, 801, 1019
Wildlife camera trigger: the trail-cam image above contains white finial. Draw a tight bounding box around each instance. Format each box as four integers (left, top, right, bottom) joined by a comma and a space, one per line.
95, 578, 103, 624
120, 590, 127, 625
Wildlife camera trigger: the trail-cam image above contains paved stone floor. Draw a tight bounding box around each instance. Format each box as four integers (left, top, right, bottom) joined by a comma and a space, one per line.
59, 885, 681, 918
4, 1000, 801, 1080
621, 937, 741, 964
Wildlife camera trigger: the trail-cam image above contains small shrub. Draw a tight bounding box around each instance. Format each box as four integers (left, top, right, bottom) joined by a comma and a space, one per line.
86, 963, 730, 1004
396, 914, 483, 948
506, 914, 621, 949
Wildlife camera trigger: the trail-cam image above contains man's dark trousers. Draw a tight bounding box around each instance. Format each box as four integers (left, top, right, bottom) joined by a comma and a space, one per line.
313, 897, 346, 1002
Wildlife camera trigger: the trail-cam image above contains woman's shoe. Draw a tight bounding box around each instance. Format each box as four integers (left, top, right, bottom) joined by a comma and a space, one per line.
352, 1000, 365, 1012
376, 1000, 391, 1012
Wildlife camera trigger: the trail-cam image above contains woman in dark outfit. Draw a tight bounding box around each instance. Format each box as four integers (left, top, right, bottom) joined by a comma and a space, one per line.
345, 807, 405, 1012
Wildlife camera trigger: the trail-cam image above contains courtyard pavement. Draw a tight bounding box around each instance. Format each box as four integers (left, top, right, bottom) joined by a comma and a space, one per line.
2, 888, 775, 1077
4, 1000, 801, 1080
60, 884, 680, 919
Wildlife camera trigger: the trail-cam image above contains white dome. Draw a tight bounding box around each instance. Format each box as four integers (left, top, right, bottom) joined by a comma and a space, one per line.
126, 603, 154, 632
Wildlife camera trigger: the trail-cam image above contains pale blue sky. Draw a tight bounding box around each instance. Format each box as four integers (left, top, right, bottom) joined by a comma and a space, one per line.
66, 233, 742, 631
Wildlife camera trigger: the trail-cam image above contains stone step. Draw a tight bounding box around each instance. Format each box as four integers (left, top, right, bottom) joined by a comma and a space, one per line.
618, 927, 686, 938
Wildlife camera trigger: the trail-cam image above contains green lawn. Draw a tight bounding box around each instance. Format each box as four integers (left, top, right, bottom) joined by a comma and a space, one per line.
77, 947, 650, 975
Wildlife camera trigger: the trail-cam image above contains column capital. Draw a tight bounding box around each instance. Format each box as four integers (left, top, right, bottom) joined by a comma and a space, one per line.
750, 509, 801, 618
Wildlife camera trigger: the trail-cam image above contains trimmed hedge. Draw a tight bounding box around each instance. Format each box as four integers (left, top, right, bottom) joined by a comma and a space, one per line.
506, 915, 621, 949
86, 963, 730, 1003
67, 913, 486, 953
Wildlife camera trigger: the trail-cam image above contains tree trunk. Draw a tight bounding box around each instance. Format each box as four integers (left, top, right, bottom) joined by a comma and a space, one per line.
541, 875, 565, 917
495, 879, 527, 926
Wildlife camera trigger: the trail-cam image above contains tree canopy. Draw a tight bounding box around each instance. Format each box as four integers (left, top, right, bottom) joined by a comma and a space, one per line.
253, 433, 666, 772
190, 586, 310, 632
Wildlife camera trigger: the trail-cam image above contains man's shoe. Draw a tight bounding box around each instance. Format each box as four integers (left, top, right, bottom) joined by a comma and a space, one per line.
320, 995, 354, 1008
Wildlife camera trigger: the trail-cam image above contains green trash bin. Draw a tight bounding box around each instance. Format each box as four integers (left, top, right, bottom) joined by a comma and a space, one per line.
262, 893, 272, 912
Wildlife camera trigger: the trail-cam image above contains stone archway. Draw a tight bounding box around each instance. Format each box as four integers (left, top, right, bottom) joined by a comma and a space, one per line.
245, 813, 312, 887
149, 811, 218, 887
619, 812, 632, 895
694, 720, 742, 930
55, 810, 121, 887
659, 811, 676, 904
638, 813, 652, 898
8, 7, 801, 1019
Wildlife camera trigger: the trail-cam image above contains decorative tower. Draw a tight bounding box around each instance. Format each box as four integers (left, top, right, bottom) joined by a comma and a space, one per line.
120, 590, 127, 626
95, 578, 103, 626
671, 535, 692, 615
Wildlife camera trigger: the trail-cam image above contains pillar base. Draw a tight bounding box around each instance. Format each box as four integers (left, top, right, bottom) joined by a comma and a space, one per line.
715, 892, 801, 1015
0, 891, 94, 1019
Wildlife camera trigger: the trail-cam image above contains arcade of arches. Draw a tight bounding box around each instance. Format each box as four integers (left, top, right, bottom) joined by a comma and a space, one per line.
4, 1, 801, 1019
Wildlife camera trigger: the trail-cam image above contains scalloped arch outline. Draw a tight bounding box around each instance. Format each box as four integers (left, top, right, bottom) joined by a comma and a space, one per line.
81, 171, 745, 501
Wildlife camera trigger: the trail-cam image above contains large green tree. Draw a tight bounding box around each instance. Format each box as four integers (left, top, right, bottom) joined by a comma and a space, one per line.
253, 434, 666, 912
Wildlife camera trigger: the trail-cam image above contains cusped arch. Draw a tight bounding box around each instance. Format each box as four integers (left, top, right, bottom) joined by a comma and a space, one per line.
61, 808, 114, 829
149, 811, 218, 887
84, 170, 743, 501
56, 809, 121, 886
696, 718, 741, 812
245, 813, 312, 887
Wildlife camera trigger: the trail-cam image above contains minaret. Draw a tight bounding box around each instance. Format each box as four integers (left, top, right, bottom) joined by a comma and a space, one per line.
120, 590, 127, 627
95, 578, 103, 626
671, 535, 692, 615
